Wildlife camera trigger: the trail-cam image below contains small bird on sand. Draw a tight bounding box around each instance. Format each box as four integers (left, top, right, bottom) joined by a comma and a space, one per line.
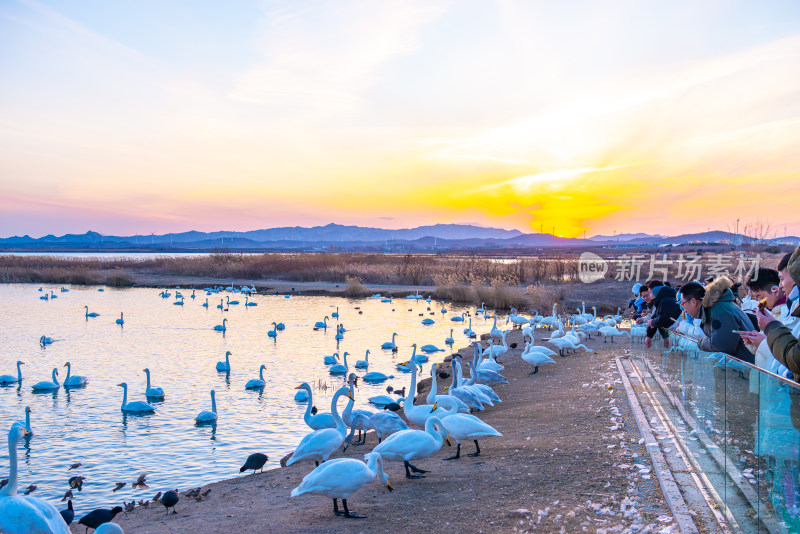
132, 473, 148, 489
69, 462, 82, 470
69, 475, 86, 491
123, 501, 135, 512
240, 452, 268, 475
161, 490, 179, 514
113, 482, 126, 492
152, 491, 162, 503
23, 484, 37, 495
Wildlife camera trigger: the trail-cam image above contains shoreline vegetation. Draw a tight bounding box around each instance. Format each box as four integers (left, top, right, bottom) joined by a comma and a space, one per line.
0, 251, 782, 313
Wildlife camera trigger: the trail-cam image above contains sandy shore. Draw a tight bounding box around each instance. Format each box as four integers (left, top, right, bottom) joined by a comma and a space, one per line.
70, 328, 675, 533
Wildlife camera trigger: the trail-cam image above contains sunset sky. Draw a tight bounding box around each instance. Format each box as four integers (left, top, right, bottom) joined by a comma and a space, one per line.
1, 0, 799, 238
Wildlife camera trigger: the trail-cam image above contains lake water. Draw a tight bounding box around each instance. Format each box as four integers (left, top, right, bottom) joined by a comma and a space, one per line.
0, 284, 491, 517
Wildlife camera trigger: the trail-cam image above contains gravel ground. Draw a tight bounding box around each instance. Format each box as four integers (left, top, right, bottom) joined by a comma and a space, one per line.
73, 330, 678, 534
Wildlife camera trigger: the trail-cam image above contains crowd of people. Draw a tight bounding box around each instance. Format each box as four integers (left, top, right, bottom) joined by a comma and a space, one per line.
628, 245, 800, 380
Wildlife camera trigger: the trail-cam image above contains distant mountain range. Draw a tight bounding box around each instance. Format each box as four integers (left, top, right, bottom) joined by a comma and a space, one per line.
0, 223, 797, 252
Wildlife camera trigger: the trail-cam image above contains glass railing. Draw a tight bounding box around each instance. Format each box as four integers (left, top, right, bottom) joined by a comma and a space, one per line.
630, 334, 800, 533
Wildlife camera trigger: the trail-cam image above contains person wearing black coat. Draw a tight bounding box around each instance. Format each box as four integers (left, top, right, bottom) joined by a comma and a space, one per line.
645, 284, 681, 348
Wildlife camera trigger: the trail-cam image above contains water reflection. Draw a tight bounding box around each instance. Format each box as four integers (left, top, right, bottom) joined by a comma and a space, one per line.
0, 284, 483, 513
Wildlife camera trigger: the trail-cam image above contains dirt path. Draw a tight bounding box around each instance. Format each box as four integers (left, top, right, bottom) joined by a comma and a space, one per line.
74, 330, 676, 533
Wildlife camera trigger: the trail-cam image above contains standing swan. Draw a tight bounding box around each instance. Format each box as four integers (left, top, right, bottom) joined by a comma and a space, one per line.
195, 390, 218, 423
286, 386, 352, 466
433, 398, 502, 460
291, 452, 391, 519
216, 351, 232, 371
373, 416, 450, 479
117, 383, 155, 413
143, 368, 165, 398
63, 363, 88, 387
31, 369, 59, 391
0, 361, 24, 385
0, 425, 70, 533
245, 365, 267, 389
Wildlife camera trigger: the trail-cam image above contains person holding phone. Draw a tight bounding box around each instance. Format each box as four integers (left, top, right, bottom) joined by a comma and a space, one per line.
740, 249, 800, 381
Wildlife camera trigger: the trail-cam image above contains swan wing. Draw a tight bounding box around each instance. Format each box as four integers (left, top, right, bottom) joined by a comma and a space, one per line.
0, 496, 70, 534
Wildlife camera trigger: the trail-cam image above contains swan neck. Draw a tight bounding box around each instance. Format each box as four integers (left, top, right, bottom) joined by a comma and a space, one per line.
259, 366, 265, 380
25, 410, 30, 432
65, 363, 71, 381
145, 371, 151, 388
303, 386, 313, 419
2, 431, 19, 496
331, 389, 346, 432
17, 362, 22, 380
211, 392, 217, 413
52, 368, 59, 385
406, 364, 417, 404
121, 385, 127, 407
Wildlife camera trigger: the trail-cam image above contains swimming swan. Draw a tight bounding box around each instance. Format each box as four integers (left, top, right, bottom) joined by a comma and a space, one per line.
117, 383, 154, 413
84, 306, 99, 318
216, 351, 232, 371
213, 318, 227, 332
115, 313, 124, 325
329, 352, 349, 375
63, 362, 88, 387
143, 368, 164, 398
195, 390, 218, 423
245, 365, 267, 389
381, 333, 398, 350
0, 424, 70, 534
296, 383, 336, 430
31, 369, 59, 391
0, 361, 24, 385
354, 350, 370, 369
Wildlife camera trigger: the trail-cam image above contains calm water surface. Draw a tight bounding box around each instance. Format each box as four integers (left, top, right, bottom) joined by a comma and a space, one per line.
0, 284, 494, 516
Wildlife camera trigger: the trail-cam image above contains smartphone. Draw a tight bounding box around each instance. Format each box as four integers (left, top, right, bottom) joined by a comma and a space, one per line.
732, 330, 754, 335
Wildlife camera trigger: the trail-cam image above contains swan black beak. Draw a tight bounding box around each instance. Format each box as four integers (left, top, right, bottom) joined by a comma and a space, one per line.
23, 429, 30, 436
294, 385, 303, 390
117, 383, 123, 387
386, 481, 393, 492
430, 403, 438, 413
445, 438, 452, 446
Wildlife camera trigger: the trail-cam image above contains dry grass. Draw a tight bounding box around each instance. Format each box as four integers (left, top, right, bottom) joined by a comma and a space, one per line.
341, 276, 369, 297
526, 282, 566, 312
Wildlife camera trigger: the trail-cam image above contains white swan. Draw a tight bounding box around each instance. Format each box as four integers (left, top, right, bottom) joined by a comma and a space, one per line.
290, 452, 391, 518
245, 296, 257, 306
0, 361, 24, 385
213, 318, 227, 332
329, 352, 349, 375
354, 350, 370, 369
489, 316, 503, 338
444, 329, 454, 345
362, 371, 393, 382
461, 349, 503, 403
341, 374, 374, 445
297, 383, 335, 430
84, 305, 99, 318
433, 397, 502, 459
314, 316, 329, 329
287, 387, 351, 466
402, 363, 449, 426
31, 369, 59, 391
425, 364, 470, 413
373, 416, 450, 478
463, 317, 476, 337
598, 326, 632, 343
368, 410, 408, 443
115, 312, 124, 325
268, 322, 278, 338
521, 343, 556, 374
195, 390, 218, 423
331, 307, 339, 318
117, 383, 154, 413
0, 424, 70, 534
446, 358, 487, 410
547, 337, 596, 357
245, 365, 267, 389
381, 332, 397, 349
16, 407, 32, 434
143, 368, 164, 398
323, 352, 339, 365
420, 344, 444, 353
63, 362, 88, 387
216, 351, 231, 371
202, 298, 209, 308
39, 336, 54, 346
450, 312, 465, 322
